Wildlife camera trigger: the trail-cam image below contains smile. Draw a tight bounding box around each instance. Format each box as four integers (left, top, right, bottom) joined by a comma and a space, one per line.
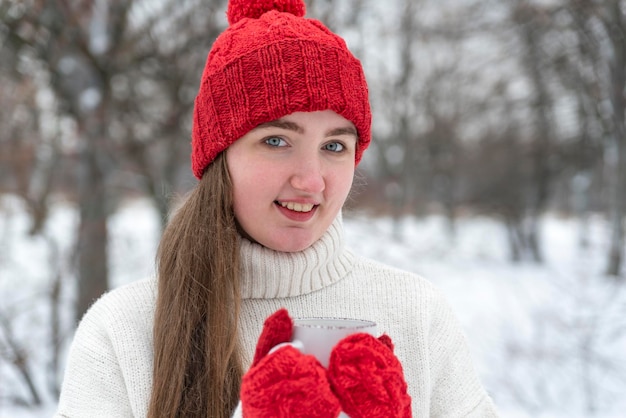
277, 201, 316, 212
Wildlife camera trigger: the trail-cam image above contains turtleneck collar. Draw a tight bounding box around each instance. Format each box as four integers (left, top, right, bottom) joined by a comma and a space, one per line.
239, 215, 355, 299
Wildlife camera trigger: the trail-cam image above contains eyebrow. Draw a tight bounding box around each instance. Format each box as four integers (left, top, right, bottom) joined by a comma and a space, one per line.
257, 120, 303, 133
327, 126, 358, 138
256, 119, 358, 138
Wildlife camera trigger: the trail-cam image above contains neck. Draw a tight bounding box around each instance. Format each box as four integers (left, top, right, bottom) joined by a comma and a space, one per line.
238, 216, 354, 298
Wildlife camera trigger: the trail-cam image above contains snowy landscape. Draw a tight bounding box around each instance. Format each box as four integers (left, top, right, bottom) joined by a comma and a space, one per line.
2, 0, 626, 416
1, 196, 625, 418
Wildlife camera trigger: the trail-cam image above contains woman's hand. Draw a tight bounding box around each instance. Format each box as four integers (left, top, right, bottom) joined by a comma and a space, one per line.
328, 333, 412, 418
241, 309, 341, 418
241, 344, 342, 418
240, 309, 411, 418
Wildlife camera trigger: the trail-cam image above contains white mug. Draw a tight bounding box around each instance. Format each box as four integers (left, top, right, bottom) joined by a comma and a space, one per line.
290, 317, 377, 368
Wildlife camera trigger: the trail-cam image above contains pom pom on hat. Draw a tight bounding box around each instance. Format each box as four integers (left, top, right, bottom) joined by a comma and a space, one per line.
191, 0, 371, 179
227, 0, 306, 25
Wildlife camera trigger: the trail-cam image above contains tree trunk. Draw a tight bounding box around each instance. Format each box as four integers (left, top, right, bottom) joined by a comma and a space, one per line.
506, 217, 523, 262
522, 9, 551, 264
605, 0, 626, 277
75, 111, 109, 322
527, 216, 543, 263
606, 139, 625, 276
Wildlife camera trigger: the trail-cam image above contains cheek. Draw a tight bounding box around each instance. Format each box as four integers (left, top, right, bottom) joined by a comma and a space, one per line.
231, 170, 259, 210
230, 176, 262, 234
230, 160, 279, 214
228, 160, 252, 217
327, 165, 355, 205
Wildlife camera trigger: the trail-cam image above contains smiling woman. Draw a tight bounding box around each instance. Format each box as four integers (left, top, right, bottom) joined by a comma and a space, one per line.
227, 110, 357, 252
54, 0, 499, 417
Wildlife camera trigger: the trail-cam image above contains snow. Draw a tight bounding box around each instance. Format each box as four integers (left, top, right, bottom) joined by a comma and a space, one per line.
1, 196, 625, 417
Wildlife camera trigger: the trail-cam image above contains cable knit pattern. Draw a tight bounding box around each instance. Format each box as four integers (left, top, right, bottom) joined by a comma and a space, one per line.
55, 216, 499, 418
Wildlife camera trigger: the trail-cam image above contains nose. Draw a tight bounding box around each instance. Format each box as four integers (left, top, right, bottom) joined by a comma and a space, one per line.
289, 154, 325, 194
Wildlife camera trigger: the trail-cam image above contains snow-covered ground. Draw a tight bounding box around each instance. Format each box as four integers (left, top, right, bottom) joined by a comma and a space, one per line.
1, 196, 625, 417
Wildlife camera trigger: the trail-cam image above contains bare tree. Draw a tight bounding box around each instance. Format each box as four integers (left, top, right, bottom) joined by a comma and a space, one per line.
368, 0, 429, 239
508, 0, 562, 263
367, 0, 518, 240
463, 112, 531, 262
600, 0, 626, 277
3, 0, 116, 322
0, 27, 71, 406
547, 1, 606, 248
1, 0, 229, 322
0, 0, 229, 407
0, 312, 42, 407
546, 0, 626, 276
105, 0, 228, 225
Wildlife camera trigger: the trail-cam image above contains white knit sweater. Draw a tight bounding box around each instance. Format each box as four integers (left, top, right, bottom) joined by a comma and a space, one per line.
55, 217, 498, 417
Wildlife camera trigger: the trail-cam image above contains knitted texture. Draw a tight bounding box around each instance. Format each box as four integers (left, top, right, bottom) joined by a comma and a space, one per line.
241, 346, 341, 417
251, 308, 293, 366
243, 308, 340, 417
227, 0, 305, 24
191, 0, 371, 179
328, 333, 412, 418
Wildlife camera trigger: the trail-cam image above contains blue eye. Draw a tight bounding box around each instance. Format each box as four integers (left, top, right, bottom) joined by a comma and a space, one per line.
265, 136, 287, 147
324, 142, 345, 152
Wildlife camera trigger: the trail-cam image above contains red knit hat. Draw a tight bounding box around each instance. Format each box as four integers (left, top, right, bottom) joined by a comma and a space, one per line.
191, 0, 372, 179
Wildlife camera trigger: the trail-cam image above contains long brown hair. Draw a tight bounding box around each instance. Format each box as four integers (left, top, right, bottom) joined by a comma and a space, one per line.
148, 153, 243, 418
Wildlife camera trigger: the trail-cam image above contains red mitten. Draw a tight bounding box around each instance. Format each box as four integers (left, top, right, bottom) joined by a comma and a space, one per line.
327, 333, 412, 418
241, 309, 341, 418
250, 308, 294, 367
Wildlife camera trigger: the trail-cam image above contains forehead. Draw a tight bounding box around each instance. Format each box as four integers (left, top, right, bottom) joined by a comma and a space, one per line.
255, 111, 358, 137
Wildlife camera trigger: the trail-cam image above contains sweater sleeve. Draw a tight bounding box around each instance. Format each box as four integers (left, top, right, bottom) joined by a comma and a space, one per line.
54, 301, 134, 418
427, 289, 499, 418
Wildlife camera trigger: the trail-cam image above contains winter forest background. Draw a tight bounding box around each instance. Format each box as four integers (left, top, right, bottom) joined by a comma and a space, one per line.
1, 0, 626, 416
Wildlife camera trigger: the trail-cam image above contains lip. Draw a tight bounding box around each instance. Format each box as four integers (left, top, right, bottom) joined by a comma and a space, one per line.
274, 201, 318, 222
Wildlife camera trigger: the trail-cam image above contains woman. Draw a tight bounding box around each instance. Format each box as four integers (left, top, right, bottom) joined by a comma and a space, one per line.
55, 0, 499, 417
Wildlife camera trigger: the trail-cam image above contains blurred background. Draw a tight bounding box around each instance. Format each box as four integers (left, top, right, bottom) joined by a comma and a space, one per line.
1, 0, 625, 416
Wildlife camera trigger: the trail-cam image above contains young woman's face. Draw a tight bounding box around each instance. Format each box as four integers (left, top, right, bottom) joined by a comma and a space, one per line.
226, 110, 358, 252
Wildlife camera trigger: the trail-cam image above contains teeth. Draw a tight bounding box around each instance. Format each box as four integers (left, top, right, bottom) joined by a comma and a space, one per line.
280, 202, 315, 212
